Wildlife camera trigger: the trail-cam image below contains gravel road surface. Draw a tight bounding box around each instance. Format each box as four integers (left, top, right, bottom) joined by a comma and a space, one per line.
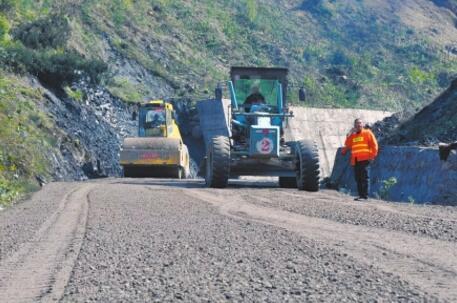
0, 178, 456, 302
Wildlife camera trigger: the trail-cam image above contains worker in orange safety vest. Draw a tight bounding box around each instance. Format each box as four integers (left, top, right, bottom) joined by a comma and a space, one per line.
342, 118, 378, 200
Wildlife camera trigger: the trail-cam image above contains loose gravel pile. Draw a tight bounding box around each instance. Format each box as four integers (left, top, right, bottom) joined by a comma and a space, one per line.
61, 184, 436, 302
243, 188, 457, 243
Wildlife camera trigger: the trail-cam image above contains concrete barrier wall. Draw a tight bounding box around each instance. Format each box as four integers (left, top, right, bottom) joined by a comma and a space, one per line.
286, 107, 391, 178
330, 146, 457, 205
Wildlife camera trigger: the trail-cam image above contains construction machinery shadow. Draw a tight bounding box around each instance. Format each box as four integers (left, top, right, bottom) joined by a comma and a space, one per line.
114, 178, 279, 189
113, 179, 205, 189
170, 99, 206, 178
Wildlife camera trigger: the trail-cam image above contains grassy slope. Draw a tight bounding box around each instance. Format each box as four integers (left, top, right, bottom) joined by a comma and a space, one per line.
2, 0, 457, 108
72, 0, 457, 110
0, 72, 54, 206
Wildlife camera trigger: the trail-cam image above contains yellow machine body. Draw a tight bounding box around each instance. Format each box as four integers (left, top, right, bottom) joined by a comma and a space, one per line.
120, 100, 190, 178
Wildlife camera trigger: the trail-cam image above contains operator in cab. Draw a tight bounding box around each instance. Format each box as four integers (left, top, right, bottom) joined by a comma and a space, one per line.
244, 86, 265, 112
146, 110, 165, 126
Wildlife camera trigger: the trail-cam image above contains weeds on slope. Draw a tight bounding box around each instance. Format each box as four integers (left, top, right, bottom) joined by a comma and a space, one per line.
0, 73, 54, 206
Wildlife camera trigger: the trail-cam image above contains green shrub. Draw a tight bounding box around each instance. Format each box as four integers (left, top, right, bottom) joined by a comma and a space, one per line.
111, 0, 135, 26
408, 66, 435, 85
0, 14, 10, 43
35, 51, 107, 85
107, 76, 145, 103
301, 74, 359, 107
377, 177, 398, 200
1, 44, 108, 86
0, 176, 22, 206
64, 86, 84, 102
303, 45, 326, 64
220, 13, 238, 40
0, 0, 16, 13
12, 14, 71, 49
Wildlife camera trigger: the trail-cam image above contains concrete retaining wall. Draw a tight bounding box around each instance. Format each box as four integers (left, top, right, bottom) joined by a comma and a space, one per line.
286, 107, 391, 178
330, 146, 457, 205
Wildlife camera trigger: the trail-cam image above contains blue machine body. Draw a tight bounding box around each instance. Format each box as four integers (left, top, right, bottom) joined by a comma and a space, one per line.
249, 124, 280, 158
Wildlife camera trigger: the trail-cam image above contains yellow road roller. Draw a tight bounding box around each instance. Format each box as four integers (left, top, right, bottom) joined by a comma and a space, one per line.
120, 100, 190, 178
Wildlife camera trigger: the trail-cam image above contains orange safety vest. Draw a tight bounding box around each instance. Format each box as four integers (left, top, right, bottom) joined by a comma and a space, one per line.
342, 128, 378, 166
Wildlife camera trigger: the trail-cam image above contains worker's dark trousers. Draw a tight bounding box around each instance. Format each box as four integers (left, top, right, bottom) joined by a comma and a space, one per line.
354, 160, 370, 198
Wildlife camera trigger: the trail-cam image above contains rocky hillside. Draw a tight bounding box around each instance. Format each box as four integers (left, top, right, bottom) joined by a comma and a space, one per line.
0, 72, 137, 207
1, 0, 457, 205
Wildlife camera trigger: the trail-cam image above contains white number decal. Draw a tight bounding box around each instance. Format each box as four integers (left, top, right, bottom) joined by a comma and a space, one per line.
256, 138, 274, 154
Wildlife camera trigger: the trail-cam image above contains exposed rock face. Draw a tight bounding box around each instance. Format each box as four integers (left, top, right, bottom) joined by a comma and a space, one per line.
36, 79, 204, 181
36, 79, 136, 181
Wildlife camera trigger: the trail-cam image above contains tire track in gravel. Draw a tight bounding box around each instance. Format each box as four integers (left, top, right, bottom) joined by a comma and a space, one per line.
278, 190, 457, 222
0, 184, 93, 303
245, 189, 457, 242
185, 188, 457, 302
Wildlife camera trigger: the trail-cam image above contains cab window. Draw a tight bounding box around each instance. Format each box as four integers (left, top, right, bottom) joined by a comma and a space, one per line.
234, 79, 278, 108
145, 109, 165, 127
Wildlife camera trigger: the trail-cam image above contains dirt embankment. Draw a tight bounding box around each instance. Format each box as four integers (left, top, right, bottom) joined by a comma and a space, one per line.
380, 78, 457, 145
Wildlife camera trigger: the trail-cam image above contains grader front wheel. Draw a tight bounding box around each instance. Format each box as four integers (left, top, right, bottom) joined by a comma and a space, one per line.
205, 136, 230, 188
295, 140, 320, 192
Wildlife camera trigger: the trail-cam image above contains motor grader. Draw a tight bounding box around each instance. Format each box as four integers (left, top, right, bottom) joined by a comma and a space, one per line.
204, 67, 320, 190
120, 100, 190, 178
